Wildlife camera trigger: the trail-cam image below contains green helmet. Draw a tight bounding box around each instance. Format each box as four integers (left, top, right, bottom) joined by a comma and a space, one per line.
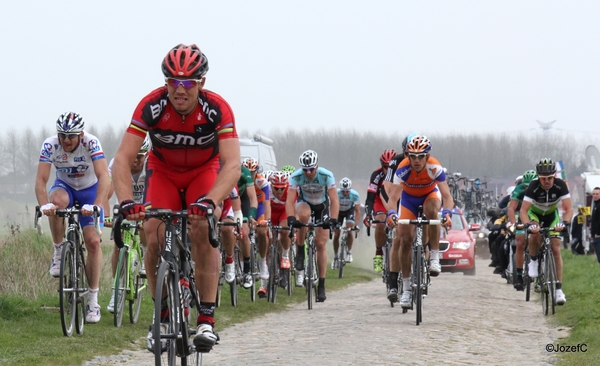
281, 165, 296, 173
522, 170, 537, 185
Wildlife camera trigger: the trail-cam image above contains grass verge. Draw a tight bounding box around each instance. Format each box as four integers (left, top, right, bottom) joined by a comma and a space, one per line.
0, 228, 376, 366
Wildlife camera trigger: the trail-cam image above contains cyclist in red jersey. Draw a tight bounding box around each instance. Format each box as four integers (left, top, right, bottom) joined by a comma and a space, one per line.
385, 136, 454, 308
112, 44, 239, 352
269, 171, 294, 288
363, 149, 396, 273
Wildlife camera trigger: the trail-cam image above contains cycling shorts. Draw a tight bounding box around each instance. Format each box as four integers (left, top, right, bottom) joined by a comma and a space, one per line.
373, 195, 387, 216
338, 209, 356, 224
271, 206, 287, 227
399, 189, 440, 220
49, 179, 104, 227
527, 209, 561, 238
296, 201, 330, 223
145, 157, 219, 210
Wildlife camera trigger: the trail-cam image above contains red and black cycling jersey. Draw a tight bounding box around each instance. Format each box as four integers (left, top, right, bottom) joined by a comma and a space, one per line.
126, 86, 237, 169
365, 168, 388, 213
384, 153, 404, 183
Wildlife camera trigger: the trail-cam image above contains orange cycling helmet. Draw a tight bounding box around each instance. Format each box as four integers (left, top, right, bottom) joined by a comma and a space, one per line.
242, 157, 259, 172
380, 149, 396, 165
405, 135, 432, 154
162, 44, 209, 79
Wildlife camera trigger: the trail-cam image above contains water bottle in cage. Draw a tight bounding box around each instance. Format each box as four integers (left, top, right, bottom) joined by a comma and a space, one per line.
180, 276, 191, 317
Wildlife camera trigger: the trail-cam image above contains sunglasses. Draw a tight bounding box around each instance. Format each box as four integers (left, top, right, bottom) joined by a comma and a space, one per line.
302, 167, 316, 173
58, 133, 79, 140
341, 189, 350, 194
539, 175, 554, 181
272, 186, 286, 191
381, 164, 389, 169
165, 78, 201, 89
409, 153, 427, 160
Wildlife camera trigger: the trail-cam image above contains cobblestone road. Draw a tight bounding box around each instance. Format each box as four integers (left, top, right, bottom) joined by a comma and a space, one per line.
87, 259, 568, 366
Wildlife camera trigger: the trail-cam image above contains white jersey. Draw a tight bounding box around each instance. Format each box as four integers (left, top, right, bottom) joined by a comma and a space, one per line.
39, 132, 105, 190
108, 158, 147, 204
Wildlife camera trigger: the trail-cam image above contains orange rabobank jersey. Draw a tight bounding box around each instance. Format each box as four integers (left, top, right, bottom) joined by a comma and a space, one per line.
392, 156, 446, 197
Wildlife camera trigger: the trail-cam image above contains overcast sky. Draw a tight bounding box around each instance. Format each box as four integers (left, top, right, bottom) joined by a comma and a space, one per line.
3, 1, 600, 141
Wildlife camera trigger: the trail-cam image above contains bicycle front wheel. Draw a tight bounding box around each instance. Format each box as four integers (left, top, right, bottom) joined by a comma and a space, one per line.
338, 241, 346, 279
75, 239, 87, 335
154, 261, 179, 366
114, 247, 128, 327
267, 245, 279, 303
545, 249, 557, 315
59, 240, 76, 337
307, 245, 314, 310
524, 252, 531, 302
539, 254, 549, 316
414, 245, 423, 326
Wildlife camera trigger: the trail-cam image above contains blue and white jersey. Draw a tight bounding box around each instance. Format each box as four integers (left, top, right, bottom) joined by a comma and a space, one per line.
39, 132, 105, 190
338, 188, 360, 212
289, 167, 336, 205
108, 158, 147, 204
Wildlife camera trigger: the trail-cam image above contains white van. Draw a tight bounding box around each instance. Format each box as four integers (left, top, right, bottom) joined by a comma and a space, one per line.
239, 134, 277, 172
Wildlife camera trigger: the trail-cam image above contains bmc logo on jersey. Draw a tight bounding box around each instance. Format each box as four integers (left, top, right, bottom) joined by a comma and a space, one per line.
198, 97, 219, 123
154, 132, 216, 147
74, 156, 86, 162
150, 99, 168, 120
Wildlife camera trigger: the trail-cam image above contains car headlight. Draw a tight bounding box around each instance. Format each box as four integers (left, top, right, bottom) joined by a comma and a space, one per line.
452, 241, 471, 250
477, 232, 486, 239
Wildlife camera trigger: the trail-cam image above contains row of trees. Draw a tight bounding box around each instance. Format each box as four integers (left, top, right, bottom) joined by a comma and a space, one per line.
0, 126, 591, 203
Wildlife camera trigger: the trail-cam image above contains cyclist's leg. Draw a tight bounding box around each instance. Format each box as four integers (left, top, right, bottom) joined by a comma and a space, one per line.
373, 196, 387, 269
345, 214, 355, 252
423, 192, 442, 275
332, 227, 341, 258
45, 182, 71, 276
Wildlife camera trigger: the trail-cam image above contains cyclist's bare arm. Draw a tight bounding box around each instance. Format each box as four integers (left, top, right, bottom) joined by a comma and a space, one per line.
561, 197, 574, 224
507, 199, 519, 225
519, 200, 532, 226
113, 133, 145, 218
328, 186, 339, 218
205, 137, 240, 205
437, 181, 454, 211
285, 186, 298, 218
383, 180, 402, 212
90, 157, 111, 212
35, 162, 53, 209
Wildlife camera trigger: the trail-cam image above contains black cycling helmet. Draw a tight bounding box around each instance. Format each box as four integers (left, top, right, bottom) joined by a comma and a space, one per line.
536, 158, 556, 175
162, 44, 209, 79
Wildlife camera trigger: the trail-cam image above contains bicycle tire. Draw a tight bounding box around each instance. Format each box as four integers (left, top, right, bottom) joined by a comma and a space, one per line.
546, 249, 557, 315
524, 252, 531, 302
130, 273, 144, 324
338, 238, 346, 279
415, 244, 423, 326
181, 279, 199, 366
216, 255, 224, 308
539, 252, 549, 316
307, 244, 314, 310
114, 246, 128, 327
230, 249, 240, 307
154, 261, 178, 366
267, 243, 279, 303
75, 236, 87, 335
288, 244, 295, 296
59, 240, 76, 337
249, 237, 257, 302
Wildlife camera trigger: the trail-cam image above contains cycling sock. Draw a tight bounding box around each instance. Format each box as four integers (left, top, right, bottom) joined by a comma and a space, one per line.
198, 302, 216, 326
53, 243, 63, 256
517, 268, 523, 276
556, 282, 562, 290
389, 272, 399, 289
225, 255, 234, 264
282, 248, 289, 257
430, 250, 439, 260
376, 248, 383, 256
318, 278, 325, 288
347, 250, 352, 255
403, 278, 411, 292
243, 257, 250, 273
88, 288, 99, 306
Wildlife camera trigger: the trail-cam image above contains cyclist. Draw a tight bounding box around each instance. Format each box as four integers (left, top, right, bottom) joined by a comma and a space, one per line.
221, 186, 242, 284
363, 149, 397, 273
332, 177, 361, 267
385, 136, 454, 308
112, 44, 240, 351
242, 157, 272, 298
520, 158, 573, 305
506, 170, 537, 291
35, 112, 110, 323
281, 165, 296, 174
234, 164, 259, 290
106, 137, 151, 313
286, 150, 339, 302
269, 171, 295, 289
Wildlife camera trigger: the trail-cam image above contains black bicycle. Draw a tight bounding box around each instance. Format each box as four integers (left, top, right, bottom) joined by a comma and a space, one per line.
216, 220, 241, 308
336, 218, 359, 279
35, 204, 101, 337
397, 206, 442, 326
267, 224, 291, 303
526, 225, 560, 316
368, 219, 394, 301
115, 208, 219, 366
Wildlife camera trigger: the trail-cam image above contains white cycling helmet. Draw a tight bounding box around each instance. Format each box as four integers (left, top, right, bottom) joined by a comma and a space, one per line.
299, 150, 318, 168
56, 112, 85, 133
339, 177, 352, 190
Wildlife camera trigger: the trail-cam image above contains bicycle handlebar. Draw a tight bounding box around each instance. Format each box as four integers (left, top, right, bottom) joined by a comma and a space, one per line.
288, 221, 332, 240
34, 206, 43, 235
397, 218, 442, 226
38, 205, 102, 236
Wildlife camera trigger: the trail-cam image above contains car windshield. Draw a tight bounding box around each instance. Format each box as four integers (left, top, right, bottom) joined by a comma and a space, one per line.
451, 213, 464, 230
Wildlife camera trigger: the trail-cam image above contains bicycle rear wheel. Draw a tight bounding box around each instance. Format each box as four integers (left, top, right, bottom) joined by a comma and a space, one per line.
250, 239, 257, 302
129, 273, 145, 324
414, 245, 423, 326
539, 253, 549, 316
114, 247, 128, 327
524, 252, 531, 302
154, 261, 178, 366
59, 240, 76, 337
267, 244, 279, 303
230, 249, 240, 307
307, 245, 314, 310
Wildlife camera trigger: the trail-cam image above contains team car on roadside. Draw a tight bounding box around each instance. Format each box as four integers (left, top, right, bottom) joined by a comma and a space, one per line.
438, 207, 478, 275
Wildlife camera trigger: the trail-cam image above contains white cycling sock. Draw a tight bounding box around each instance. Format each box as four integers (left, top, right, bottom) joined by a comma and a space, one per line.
88, 288, 99, 306
430, 250, 439, 261
53, 243, 63, 256
282, 248, 289, 257
403, 278, 411, 292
